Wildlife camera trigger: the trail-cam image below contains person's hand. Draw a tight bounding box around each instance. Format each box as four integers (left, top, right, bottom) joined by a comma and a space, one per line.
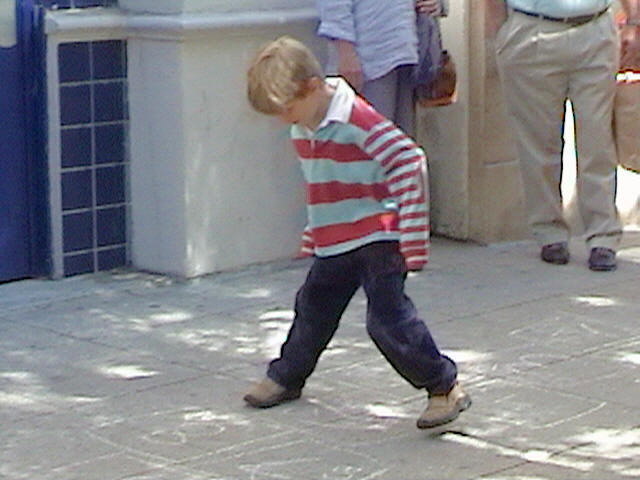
416, 0, 442, 16
620, 24, 640, 71
334, 39, 364, 91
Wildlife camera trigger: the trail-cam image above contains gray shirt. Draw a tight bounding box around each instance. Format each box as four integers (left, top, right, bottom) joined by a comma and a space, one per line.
316, 0, 419, 81
505, 0, 612, 17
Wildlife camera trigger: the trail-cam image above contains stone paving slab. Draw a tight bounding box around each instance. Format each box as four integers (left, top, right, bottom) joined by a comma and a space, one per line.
2, 236, 640, 479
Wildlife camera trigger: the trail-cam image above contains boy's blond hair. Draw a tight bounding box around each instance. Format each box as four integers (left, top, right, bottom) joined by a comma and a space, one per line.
247, 36, 324, 115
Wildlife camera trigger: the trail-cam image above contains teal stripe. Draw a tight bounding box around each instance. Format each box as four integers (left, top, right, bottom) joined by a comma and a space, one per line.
308, 198, 396, 228
299, 158, 384, 184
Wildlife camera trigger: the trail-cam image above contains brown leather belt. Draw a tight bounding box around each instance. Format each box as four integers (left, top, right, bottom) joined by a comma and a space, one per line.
511, 7, 609, 26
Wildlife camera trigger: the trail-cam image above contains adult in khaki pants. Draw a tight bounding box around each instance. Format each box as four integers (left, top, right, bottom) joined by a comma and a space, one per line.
490, 0, 640, 271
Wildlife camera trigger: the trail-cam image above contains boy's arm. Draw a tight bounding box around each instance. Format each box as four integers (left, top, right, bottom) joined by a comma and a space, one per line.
365, 123, 430, 271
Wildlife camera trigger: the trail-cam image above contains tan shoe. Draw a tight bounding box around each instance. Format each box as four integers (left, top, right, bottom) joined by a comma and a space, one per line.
243, 377, 302, 408
416, 382, 471, 429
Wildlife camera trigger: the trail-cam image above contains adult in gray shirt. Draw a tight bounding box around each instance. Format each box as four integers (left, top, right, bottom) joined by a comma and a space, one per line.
316, 0, 447, 137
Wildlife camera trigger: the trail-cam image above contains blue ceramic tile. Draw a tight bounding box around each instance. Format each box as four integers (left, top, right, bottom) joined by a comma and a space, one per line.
92, 40, 125, 80
96, 165, 125, 206
58, 42, 90, 83
97, 206, 126, 247
63, 211, 94, 252
61, 127, 92, 168
61, 170, 93, 211
60, 85, 91, 126
64, 252, 95, 276
93, 81, 124, 123
95, 123, 125, 164
98, 247, 127, 271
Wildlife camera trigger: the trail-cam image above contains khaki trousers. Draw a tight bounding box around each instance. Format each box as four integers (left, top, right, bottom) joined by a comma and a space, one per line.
496, 10, 622, 249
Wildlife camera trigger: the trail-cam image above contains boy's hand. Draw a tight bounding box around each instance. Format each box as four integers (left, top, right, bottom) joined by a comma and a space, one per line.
406, 260, 427, 272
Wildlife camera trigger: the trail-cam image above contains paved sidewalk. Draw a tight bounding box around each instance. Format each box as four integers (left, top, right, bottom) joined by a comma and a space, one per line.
1, 235, 640, 480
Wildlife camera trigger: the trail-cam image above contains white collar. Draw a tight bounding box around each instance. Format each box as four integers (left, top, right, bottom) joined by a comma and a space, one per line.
317, 77, 356, 130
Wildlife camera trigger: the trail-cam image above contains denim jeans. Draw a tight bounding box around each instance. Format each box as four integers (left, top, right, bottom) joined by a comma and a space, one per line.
267, 241, 457, 395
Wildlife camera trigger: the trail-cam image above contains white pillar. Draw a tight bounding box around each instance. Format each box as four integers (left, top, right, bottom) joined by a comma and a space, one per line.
123, 2, 322, 276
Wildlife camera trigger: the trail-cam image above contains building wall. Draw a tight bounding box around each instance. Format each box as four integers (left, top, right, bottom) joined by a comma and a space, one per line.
43, 0, 639, 278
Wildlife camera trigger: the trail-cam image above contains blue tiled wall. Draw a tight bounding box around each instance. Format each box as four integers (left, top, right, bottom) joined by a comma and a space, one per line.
58, 39, 129, 277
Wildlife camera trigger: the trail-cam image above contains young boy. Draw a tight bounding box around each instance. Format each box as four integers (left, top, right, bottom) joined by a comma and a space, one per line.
244, 36, 470, 429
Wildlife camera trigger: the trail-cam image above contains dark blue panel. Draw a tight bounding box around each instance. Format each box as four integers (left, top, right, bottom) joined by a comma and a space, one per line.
58, 42, 90, 82
95, 123, 125, 164
39, 1, 118, 8
97, 206, 126, 247
60, 84, 91, 125
0, 44, 30, 280
92, 40, 125, 80
93, 81, 124, 122
98, 246, 127, 271
61, 127, 92, 167
63, 211, 94, 252
96, 165, 125, 205
64, 252, 94, 276
61, 170, 93, 210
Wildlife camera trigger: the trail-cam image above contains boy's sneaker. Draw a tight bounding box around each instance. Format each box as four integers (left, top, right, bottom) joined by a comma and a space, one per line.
243, 377, 302, 408
416, 382, 471, 429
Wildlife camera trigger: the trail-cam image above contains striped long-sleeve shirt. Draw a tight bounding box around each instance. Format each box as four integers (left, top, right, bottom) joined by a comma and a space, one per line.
293, 78, 430, 270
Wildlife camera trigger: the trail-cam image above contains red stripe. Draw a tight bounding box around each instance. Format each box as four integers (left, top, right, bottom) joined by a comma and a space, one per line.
402, 225, 429, 234
400, 197, 427, 208
307, 181, 391, 204
384, 155, 421, 173
401, 248, 429, 258
370, 135, 404, 158
389, 184, 418, 197
401, 241, 428, 249
293, 139, 369, 163
400, 211, 428, 221
387, 169, 421, 187
350, 98, 387, 130
311, 213, 399, 247
365, 124, 397, 148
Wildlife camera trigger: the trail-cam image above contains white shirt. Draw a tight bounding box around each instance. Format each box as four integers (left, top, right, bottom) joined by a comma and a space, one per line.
506, 0, 612, 17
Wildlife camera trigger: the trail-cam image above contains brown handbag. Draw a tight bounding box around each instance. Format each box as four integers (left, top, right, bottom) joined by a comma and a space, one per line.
417, 50, 457, 108
413, 13, 458, 108
613, 72, 640, 173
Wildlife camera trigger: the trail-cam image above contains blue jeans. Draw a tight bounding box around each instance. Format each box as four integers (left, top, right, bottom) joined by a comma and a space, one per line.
267, 241, 457, 395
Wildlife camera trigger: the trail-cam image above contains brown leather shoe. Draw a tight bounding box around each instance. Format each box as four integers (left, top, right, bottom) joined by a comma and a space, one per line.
243, 377, 301, 408
416, 382, 471, 429
588, 247, 617, 272
540, 242, 569, 265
